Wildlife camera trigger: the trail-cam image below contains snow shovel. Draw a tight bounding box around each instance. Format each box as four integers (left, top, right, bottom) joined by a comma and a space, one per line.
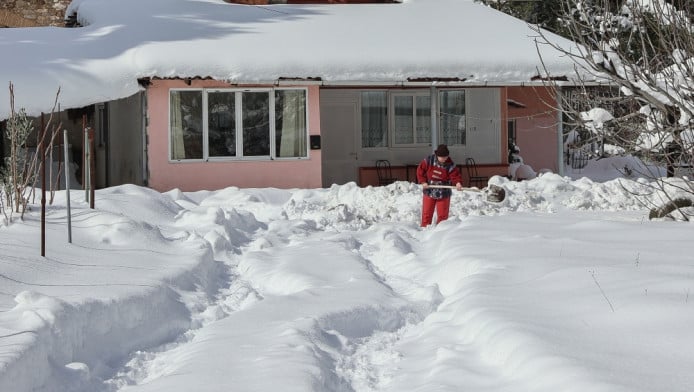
426, 184, 506, 203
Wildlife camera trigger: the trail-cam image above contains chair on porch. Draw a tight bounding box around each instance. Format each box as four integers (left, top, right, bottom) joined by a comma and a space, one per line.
376, 159, 397, 186
465, 157, 489, 188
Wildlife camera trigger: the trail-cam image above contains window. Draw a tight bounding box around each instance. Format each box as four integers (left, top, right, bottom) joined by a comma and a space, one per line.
170, 90, 203, 160
242, 91, 270, 157
361, 91, 387, 148
208, 91, 236, 157
169, 88, 308, 161
358, 89, 468, 149
275, 89, 307, 157
439, 90, 466, 146
392, 92, 431, 146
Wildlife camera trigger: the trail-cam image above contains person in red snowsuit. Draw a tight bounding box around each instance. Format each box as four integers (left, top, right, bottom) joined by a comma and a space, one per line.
416, 144, 463, 227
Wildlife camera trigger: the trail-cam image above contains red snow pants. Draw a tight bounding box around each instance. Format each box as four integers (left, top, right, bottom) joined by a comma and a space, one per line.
421, 195, 451, 227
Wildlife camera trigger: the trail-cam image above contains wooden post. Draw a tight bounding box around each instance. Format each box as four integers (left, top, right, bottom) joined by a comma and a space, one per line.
64, 130, 72, 243
84, 127, 90, 203
89, 128, 95, 209
82, 115, 86, 191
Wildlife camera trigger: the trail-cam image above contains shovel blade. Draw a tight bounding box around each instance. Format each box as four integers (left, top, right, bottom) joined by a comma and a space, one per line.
485, 184, 506, 203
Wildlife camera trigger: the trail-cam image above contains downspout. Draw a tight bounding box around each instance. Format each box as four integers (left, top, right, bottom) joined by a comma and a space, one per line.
430, 85, 438, 148
97, 103, 109, 187
141, 91, 149, 186
556, 85, 565, 176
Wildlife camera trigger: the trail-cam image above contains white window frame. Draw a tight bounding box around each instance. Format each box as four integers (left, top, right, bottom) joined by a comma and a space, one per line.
168, 87, 309, 162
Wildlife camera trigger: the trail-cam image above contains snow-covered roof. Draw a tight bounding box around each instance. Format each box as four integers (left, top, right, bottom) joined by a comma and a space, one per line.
0, 0, 582, 119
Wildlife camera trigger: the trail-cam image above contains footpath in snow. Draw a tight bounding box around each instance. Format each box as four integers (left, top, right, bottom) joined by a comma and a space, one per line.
1, 174, 694, 391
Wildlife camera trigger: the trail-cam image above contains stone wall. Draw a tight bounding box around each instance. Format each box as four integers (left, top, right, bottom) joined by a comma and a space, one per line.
0, 0, 72, 27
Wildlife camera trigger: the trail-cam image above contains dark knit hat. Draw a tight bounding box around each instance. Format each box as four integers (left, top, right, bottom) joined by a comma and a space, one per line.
435, 144, 450, 157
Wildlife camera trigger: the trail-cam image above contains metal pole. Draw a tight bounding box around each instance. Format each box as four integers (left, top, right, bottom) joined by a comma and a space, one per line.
41, 114, 46, 257
556, 86, 565, 176
63, 130, 72, 243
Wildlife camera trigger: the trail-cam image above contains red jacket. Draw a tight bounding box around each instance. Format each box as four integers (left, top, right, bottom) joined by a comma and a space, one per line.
416, 154, 462, 199
417, 154, 462, 185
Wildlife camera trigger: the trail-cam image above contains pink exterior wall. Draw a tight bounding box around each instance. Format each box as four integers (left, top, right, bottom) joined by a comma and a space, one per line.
507, 86, 560, 173
147, 79, 322, 192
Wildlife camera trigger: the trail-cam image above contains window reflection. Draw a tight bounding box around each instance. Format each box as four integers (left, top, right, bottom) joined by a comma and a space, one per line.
242, 92, 270, 157
170, 90, 203, 160
208, 92, 236, 157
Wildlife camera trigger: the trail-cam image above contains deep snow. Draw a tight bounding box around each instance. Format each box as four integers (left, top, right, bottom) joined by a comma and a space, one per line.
1, 157, 694, 391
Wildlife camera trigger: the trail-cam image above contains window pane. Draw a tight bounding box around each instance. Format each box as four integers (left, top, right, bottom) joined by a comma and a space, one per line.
242, 92, 270, 157
439, 90, 466, 145
208, 92, 236, 157
416, 95, 431, 144
361, 91, 387, 148
170, 90, 203, 160
275, 90, 307, 158
394, 96, 414, 144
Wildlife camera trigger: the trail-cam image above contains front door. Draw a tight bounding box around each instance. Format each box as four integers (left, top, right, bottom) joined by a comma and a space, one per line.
466, 88, 501, 163
320, 92, 359, 186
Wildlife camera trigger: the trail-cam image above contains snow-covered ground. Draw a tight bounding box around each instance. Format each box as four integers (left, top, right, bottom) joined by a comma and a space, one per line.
1, 157, 693, 392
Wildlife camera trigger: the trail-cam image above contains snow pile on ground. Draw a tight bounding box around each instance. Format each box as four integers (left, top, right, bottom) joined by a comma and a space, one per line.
1, 172, 693, 392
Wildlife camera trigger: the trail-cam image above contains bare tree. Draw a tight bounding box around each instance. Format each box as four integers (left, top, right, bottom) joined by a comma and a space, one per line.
533, 0, 694, 219
1, 83, 62, 224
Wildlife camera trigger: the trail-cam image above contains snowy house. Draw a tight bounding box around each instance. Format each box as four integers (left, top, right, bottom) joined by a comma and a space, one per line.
0, 0, 585, 191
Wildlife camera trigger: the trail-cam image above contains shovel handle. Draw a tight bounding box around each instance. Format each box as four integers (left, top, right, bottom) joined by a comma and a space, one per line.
425, 184, 483, 192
